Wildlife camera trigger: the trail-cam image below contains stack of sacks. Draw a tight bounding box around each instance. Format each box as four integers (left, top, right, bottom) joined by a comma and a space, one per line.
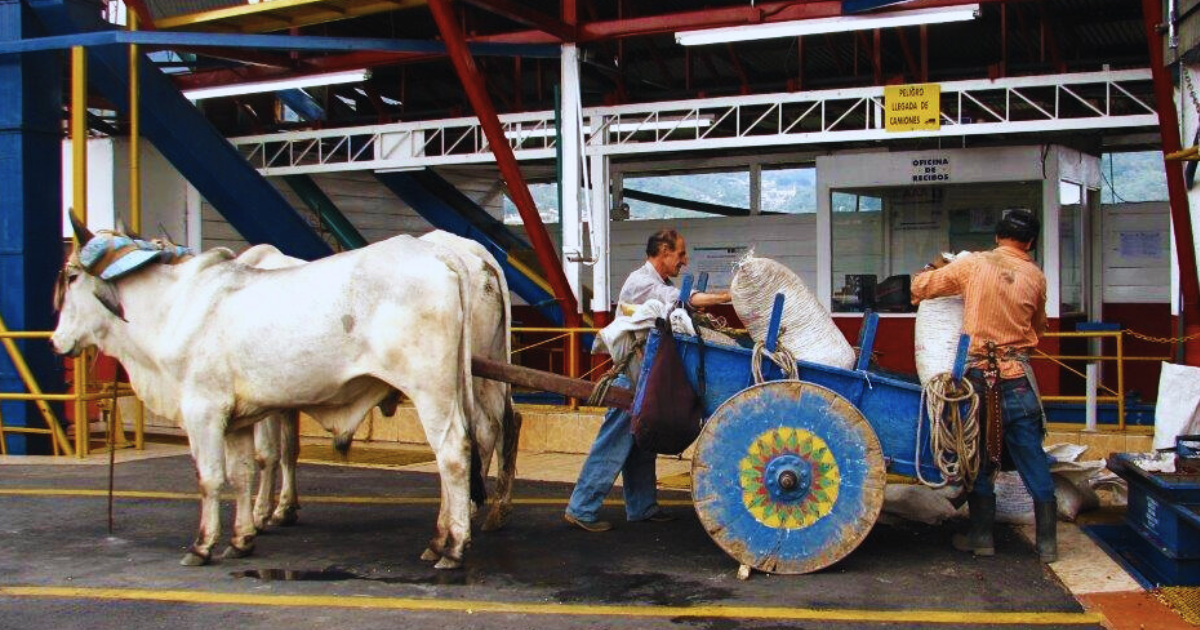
730, 253, 855, 369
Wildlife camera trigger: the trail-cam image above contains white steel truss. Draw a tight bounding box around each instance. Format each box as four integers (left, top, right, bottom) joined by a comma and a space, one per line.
230, 70, 1157, 175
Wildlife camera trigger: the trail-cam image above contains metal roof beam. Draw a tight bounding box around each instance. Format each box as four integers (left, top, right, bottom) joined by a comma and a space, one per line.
459, 0, 574, 41
0, 29, 561, 57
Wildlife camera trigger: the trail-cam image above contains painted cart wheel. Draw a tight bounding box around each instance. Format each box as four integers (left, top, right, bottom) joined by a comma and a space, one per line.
691, 380, 885, 574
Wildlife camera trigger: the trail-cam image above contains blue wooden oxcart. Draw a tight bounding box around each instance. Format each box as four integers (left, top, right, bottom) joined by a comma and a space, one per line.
632, 274, 971, 575
471, 273, 971, 575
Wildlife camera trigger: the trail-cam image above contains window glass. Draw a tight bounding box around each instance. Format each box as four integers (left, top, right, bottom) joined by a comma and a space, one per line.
761, 166, 817, 214
1101, 151, 1168, 203
831, 182, 1042, 313
622, 170, 750, 220
1059, 181, 1084, 316
503, 182, 559, 225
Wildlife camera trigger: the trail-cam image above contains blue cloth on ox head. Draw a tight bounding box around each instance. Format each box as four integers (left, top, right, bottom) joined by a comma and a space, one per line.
78, 233, 164, 281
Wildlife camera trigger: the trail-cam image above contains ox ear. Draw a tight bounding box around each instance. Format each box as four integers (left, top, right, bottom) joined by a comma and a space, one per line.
68, 212, 94, 245
93, 280, 126, 322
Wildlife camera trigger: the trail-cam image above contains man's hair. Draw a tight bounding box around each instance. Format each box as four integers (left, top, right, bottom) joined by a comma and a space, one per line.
646, 229, 682, 257
996, 209, 1041, 244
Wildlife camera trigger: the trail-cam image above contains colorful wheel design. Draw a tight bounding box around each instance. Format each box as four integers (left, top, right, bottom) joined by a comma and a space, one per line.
739, 427, 840, 529
692, 380, 885, 575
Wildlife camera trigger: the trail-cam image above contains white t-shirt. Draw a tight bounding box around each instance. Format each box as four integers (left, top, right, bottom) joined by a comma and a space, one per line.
618, 261, 680, 307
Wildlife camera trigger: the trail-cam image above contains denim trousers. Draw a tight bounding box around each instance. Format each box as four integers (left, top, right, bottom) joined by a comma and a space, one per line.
565, 375, 660, 522
966, 368, 1056, 503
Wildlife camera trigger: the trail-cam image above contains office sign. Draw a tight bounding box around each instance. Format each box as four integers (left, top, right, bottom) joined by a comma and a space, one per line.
885, 83, 941, 132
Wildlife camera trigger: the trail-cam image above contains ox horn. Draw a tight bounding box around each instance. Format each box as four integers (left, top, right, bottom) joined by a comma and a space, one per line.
68, 211, 94, 245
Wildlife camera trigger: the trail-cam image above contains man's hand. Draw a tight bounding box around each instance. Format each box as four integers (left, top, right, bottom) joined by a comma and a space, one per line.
922, 254, 951, 272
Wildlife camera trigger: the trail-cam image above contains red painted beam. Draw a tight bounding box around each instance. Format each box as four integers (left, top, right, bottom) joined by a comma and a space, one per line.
1141, 0, 1200, 365
427, 0, 582, 328
460, 0, 575, 41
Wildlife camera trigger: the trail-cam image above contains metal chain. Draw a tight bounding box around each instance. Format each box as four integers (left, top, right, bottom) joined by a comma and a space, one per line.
1185, 66, 1200, 120
1122, 328, 1200, 344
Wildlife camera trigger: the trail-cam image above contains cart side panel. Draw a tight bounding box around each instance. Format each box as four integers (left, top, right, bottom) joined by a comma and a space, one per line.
657, 331, 944, 483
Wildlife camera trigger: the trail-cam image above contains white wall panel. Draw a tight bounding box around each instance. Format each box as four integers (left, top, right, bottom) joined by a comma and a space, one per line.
1101, 202, 1170, 303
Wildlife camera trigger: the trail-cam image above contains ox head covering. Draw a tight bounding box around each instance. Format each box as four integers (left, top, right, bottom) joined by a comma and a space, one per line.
78, 232, 191, 280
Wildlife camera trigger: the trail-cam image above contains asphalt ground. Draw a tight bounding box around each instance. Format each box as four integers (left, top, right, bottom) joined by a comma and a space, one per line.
0, 456, 1105, 629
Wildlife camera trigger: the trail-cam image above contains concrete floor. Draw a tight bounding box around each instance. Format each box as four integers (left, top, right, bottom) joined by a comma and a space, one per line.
0, 441, 1132, 629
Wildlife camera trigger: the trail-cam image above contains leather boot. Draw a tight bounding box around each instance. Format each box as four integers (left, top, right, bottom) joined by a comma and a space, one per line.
952, 494, 995, 556
1034, 501, 1058, 563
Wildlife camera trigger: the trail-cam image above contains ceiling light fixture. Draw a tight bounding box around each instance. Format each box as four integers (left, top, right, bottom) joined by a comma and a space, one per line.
182, 68, 371, 101
674, 4, 980, 46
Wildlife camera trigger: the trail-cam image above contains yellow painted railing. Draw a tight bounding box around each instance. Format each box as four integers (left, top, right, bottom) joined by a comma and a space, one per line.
0, 323, 141, 459
1030, 330, 1169, 433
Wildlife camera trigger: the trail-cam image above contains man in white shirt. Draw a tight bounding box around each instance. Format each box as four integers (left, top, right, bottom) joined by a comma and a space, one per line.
564, 229, 731, 532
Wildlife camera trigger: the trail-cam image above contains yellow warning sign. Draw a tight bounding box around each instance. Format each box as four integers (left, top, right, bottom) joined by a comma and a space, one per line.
884, 83, 940, 132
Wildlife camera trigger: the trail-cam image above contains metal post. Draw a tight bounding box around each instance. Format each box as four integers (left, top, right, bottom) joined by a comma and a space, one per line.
1116, 332, 1126, 431
128, 12, 144, 451
1142, 0, 1200, 366
71, 45, 88, 458
1084, 363, 1098, 432
427, 0, 582, 329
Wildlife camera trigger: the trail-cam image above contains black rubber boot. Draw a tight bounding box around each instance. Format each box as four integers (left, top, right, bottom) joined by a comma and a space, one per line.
952, 494, 995, 556
1035, 500, 1058, 563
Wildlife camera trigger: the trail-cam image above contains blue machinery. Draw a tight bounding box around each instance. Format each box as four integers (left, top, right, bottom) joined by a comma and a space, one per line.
1106, 441, 1200, 586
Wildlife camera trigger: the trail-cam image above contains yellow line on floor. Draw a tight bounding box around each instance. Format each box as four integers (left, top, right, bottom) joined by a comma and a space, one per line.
0, 586, 1104, 625
0, 488, 693, 507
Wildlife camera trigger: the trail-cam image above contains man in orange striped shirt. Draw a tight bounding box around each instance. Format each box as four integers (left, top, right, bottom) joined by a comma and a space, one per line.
911, 209, 1057, 563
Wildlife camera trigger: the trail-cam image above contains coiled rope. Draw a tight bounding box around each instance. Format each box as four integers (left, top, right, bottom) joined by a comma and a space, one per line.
914, 373, 980, 489
751, 340, 798, 383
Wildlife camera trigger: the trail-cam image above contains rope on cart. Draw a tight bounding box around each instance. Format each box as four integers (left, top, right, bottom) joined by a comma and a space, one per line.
750, 341, 798, 383
914, 373, 980, 489
586, 338, 645, 407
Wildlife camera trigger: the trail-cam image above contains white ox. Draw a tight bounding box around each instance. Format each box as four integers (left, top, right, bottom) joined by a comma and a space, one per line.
53, 222, 484, 569
235, 231, 518, 538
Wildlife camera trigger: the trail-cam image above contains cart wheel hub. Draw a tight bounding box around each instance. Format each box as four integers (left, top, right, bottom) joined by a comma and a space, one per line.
765, 455, 811, 501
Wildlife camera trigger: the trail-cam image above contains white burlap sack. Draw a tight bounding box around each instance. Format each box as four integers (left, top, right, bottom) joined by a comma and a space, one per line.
730, 254, 855, 369
1153, 362, 1200, 450
914, 296, 964, 385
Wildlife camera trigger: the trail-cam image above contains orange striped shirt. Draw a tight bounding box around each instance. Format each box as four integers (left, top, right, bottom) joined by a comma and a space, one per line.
911, 245, 1048, 378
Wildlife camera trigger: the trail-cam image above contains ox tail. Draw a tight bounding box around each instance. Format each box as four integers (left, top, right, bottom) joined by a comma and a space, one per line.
469, 442, 486, 508
447, 250, 477, 452
333, 433, 354, 457
482, 249, 519, 533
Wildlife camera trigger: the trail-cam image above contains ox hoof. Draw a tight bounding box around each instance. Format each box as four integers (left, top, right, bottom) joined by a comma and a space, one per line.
253, 515, 271, 532
180, 551, 210, 567
420, 548, 441, 562
268, 508, 299, 527
220, 543, 255, 560
433, 556, 462, 570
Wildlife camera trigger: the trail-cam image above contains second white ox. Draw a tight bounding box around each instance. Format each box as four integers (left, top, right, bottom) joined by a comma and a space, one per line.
52, 223, 499, 569
235, 231, 519, 541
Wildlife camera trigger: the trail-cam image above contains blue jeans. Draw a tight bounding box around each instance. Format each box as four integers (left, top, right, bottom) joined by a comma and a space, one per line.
967, 369, 1056, 503
566, 376, 660, 522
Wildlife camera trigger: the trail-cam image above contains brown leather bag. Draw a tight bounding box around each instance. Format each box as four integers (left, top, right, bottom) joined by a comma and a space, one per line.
631, 317, 705, 455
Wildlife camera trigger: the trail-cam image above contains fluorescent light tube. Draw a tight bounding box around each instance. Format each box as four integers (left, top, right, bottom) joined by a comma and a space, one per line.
183, 69, 370, 101
675, 4, 980, 46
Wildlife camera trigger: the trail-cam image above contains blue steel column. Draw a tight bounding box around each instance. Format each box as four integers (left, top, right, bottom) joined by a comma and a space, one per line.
0, 0, 63, 454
